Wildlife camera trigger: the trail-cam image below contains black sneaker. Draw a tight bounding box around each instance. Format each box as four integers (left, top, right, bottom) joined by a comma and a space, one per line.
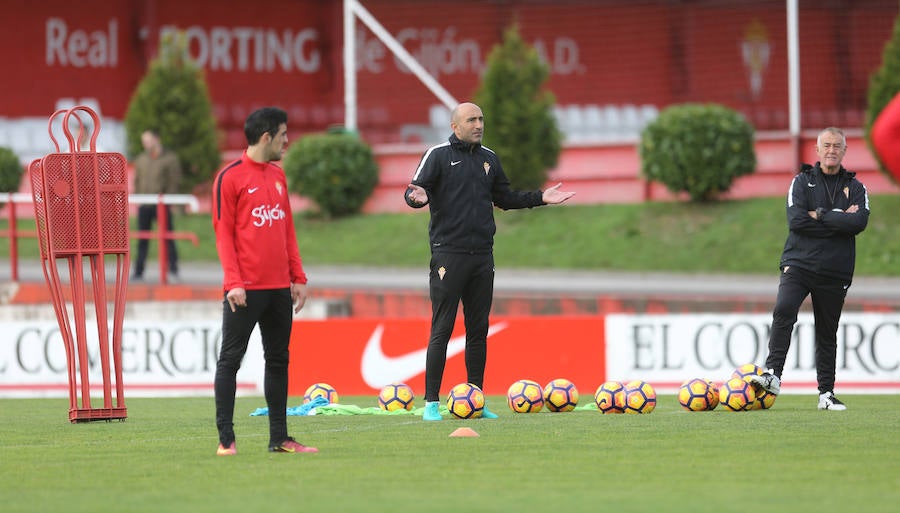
269, 437, 318, 453
817, 391, 847, 411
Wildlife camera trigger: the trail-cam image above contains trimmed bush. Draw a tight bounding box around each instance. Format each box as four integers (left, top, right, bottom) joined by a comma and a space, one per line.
282, 131, 379, 218
474, 23, 561, 190
865, 13, 900, 184
0, 147, 23, 195
639, 104, 756, 201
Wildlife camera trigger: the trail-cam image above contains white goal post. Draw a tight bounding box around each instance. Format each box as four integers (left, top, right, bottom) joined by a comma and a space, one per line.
341, 0, 804, 150
343, 0, 458, 132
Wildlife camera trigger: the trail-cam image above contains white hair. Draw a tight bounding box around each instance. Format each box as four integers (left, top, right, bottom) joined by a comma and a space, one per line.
817, 127, 846, 148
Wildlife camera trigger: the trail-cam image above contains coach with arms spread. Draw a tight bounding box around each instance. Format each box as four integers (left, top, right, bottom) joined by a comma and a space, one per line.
405, 102, 575, 421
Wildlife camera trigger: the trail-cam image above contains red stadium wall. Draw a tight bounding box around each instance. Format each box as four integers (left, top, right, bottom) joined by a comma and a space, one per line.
1, 0, 896, 139
2, 0, 898, 216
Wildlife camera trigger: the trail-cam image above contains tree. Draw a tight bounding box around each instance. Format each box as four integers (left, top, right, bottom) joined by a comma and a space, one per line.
474, 23, 562, 190
865, 12, 900, 185
124, 32, 220, 193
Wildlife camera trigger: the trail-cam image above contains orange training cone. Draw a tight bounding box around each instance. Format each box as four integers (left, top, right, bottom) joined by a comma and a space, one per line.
449, 427, 480, 437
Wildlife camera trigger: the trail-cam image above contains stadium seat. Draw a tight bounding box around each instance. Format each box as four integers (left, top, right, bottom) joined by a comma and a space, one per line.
5, 121, 29, 153
803, 110, 827, 129
553, 106, 567, 130
843, 109, 864, 128
565, 105, 586, 142
0, 121, 10, 148
602, 105, 623, 138
429, 104, 451, 128
225, 129, 245, 150
230, 105, 249, 127
287, 105, 310, 128
310, 106, 330, 125
212, 104, 229, 127
583, 104, 604, 138
639, 104, 659, 125
621, 104, 641, 134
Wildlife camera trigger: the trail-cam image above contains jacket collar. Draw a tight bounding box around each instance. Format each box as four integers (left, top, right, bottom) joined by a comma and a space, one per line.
449, 133, 481, 153
241, 150, 274, 171
803, 162, 855, 179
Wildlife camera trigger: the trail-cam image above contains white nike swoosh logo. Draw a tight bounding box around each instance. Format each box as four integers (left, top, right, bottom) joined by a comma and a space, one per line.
248, 187, 259, 194
807, 183, 816, 188
451, 161, 462, 166
360, 322, 509, 389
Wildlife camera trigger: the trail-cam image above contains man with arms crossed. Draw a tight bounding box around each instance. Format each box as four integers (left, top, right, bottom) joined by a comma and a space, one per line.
751, 127, 869, 410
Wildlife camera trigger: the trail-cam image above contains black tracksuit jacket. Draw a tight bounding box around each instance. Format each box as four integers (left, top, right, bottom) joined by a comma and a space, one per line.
780, 162, 869, 281
404, 134, 545, 254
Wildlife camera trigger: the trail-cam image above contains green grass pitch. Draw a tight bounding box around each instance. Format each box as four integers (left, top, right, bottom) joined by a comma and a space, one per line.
0, 394, 897, 513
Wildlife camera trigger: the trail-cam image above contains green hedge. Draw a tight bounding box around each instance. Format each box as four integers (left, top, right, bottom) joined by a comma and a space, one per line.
0, 147, 23, 195
282, 131, 379, 218
639, 104, 756, 201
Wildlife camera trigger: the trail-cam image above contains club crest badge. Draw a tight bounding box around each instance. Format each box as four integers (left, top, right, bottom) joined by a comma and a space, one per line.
438, 266, 446, 280
483, 162, 490, 175
275, 181, 283, 196
843, 186, 849, 198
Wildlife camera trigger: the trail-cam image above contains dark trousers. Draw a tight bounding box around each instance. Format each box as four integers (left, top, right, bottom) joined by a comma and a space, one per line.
424, 252, 494, 402
215, 288, 293, 447
765, 266, 849, 394
134, 204, 178, 276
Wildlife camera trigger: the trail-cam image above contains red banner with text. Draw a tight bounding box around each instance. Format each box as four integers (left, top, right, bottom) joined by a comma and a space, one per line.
287, 316, 606, 398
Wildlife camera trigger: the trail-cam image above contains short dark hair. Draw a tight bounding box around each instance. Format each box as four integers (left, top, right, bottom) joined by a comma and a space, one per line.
244, 107, 287, 145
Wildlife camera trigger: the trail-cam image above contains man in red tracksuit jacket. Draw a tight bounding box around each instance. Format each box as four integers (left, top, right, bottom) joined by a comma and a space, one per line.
211, 107, 316, 455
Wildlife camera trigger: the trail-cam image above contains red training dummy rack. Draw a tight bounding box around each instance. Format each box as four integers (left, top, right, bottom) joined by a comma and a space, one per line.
30, 106, 129, 422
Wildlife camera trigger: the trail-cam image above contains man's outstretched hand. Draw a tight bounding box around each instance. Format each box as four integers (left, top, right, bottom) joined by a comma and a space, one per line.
542, 183, 575, 204
407, 184, 428, 205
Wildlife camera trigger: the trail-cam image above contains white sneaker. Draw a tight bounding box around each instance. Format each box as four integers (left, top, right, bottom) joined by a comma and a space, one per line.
748, 371, 781, 395
818, 391, 847, 411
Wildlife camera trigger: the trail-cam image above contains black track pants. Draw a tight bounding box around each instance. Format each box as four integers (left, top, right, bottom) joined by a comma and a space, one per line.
215, 288, 293, 446
765, 266, 849, 394
424, 252, 494, 402
134, 204, 178, 275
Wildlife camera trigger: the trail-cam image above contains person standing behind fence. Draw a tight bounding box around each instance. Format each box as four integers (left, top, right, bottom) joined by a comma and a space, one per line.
131, 129, 182, 282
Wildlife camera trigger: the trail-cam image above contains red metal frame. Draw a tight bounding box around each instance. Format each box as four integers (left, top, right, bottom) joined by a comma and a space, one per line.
31, 106, 128, 422
2, 196, 199, 285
